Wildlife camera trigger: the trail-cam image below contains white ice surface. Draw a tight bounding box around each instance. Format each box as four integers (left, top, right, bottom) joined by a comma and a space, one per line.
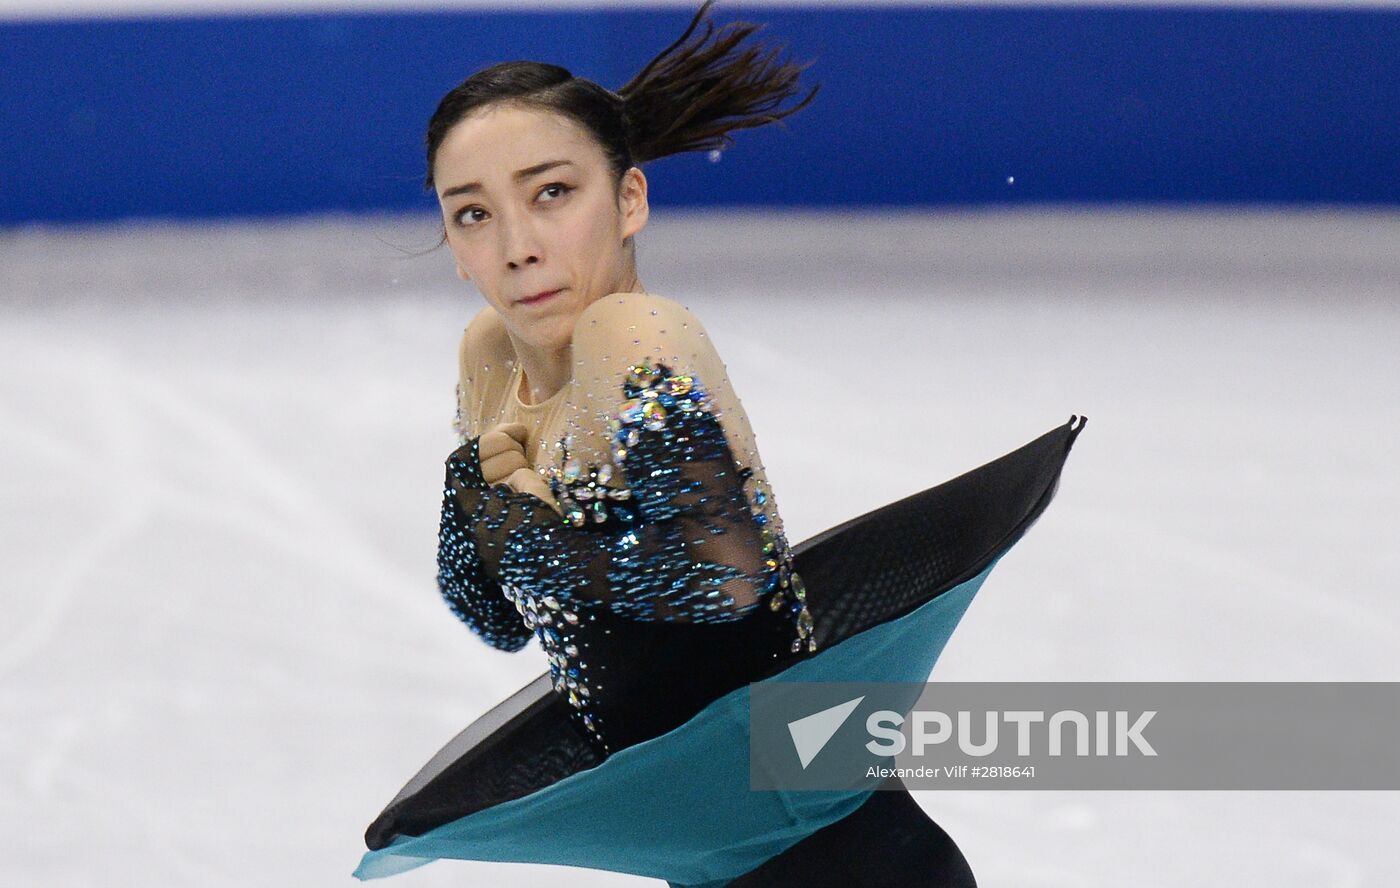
2, 206, 1397, 886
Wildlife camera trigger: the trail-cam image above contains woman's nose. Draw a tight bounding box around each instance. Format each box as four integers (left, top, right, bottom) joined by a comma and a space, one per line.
501, 217, 542, 269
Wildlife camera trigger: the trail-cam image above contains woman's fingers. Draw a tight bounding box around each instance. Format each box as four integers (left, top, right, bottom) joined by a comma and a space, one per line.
496, 422, 530, 449
481, 449, 528, 484
505, 467, 563, 517
478, 428, 523, 462
479, 424, 534, 486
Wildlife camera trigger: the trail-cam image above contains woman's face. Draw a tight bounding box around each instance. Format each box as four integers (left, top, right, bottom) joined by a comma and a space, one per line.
433, 103, 649, 352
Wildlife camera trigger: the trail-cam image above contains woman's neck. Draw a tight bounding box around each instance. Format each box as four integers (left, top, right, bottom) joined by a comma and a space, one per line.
514, 342, 572, 406
510, 278, 647, 406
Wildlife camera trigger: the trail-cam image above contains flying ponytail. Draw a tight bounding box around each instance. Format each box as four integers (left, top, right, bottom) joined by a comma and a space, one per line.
425, 0, 819, 191
614, 0, 820, 165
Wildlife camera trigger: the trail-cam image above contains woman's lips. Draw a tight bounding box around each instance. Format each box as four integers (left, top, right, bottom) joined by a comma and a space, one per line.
519, 288, 564, 306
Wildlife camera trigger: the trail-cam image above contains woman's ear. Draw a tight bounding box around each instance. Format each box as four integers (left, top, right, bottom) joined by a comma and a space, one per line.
619, 166, 649, 241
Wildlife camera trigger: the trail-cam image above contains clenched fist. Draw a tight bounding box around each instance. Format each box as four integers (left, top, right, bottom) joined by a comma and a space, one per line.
477, 422, 561, 515
478, 422, 531, 486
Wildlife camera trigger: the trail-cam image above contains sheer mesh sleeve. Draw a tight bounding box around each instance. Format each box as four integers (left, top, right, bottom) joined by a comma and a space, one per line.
443, 293, 814, 641
453, 318, 489, 446
435, 437, 534, 652
433, 324, 532, 653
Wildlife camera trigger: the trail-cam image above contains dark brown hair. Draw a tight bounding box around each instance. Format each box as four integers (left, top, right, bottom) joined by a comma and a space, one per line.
422, 0, 820, 249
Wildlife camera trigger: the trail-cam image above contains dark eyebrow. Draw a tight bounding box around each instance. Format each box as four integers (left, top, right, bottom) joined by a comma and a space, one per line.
441, 160, 576, 198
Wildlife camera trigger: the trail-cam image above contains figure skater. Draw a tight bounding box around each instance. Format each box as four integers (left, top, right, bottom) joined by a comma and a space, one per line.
358, 2, 1083, 884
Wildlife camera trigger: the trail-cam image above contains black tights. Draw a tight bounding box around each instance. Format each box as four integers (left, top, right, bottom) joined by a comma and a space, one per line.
678, 777, 977, 888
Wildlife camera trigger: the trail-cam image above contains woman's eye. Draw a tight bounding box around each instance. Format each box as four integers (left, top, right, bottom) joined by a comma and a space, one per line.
539, 182, 573, 202
454, 183, 572, 227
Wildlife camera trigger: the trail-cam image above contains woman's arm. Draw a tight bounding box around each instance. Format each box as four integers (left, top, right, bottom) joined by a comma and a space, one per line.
448, 293, 812, 635
435, 323, 534, 653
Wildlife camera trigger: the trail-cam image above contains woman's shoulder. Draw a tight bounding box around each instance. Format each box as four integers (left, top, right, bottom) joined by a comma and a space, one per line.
575, 290, 694, 323
571, 291, 712, 354
459, 304, 513, 383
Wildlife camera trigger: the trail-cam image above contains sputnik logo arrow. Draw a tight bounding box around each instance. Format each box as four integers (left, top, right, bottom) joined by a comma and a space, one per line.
787, 695, 865, 769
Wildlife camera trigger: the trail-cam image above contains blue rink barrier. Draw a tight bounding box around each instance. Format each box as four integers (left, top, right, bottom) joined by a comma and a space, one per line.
3, 4, 1398, 225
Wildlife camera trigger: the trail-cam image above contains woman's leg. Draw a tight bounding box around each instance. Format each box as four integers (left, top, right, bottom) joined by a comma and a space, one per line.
720, 775, 977, 887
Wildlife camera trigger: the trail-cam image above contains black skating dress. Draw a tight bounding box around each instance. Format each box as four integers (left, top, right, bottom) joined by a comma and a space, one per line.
356, 292, 1086, 886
